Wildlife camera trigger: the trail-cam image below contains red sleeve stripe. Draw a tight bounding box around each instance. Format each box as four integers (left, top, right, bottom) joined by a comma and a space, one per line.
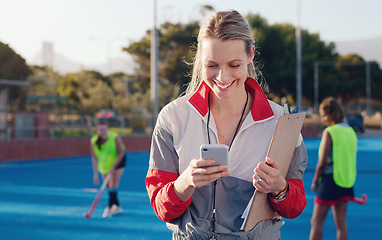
269, 178, 307, 219
146, 169, 192, 222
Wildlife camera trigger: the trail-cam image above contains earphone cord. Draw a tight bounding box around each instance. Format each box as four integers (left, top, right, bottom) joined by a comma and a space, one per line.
206, 90, 249, 148
206, 90, 249, 238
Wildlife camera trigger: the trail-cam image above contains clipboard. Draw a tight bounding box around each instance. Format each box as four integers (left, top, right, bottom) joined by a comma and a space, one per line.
244, 112, 306, 232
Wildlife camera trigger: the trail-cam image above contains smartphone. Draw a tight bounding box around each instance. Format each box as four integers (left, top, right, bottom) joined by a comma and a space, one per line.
200, 144, 228, 166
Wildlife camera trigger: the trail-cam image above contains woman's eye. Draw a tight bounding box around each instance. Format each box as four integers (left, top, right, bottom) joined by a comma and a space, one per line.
230, 64, 240, 68
206, 65, 217, 68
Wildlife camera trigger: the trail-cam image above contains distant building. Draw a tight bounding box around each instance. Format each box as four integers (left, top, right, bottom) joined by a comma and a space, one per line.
42, 41, 54, 67
0, 79, 30, 140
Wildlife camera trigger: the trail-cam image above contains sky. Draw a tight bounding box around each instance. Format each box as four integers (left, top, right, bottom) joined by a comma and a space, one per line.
1, 0, 381, 68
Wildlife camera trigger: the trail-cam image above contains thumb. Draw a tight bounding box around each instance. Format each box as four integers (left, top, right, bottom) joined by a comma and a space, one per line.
265, 156, 279, 169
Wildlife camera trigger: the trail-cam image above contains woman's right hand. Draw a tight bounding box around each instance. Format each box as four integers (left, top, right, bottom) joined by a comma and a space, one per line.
173, 158, 229, 202
311, 181, 319, 192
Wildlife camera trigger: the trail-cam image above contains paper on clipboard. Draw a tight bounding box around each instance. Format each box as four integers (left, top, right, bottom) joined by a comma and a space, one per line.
242, 112, 306, 232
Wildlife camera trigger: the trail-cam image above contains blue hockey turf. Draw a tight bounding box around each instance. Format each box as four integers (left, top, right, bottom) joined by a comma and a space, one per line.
0, 137, 381, 239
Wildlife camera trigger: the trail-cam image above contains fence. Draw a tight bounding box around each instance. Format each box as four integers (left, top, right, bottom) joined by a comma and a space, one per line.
1, 112, 154, 141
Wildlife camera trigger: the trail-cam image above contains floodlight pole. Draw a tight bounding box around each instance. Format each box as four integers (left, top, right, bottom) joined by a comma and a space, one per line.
151, 0, 159, 126
314, 62, 319, 114
296, 0, 303, 110
366, 61, 371, 116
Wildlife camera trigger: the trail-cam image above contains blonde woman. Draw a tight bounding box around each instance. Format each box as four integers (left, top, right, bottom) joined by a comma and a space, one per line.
146, 10, 307, 239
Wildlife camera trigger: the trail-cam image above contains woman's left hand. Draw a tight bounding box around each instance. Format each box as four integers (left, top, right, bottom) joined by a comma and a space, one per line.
253, 157, 287, 197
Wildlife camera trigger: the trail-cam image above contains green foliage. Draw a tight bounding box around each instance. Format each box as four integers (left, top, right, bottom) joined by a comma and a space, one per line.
301, 32, 337, 101
109, 72, 130, 115
122, 21, 199, 106
318, 55, 378, 104
0, 42, 32, 109
369, 62, 382, 100
27, 66, 60, 96
55, 70, 151, 116
4, 11, 382, 115
123, 13, 355, 108
123, 36, 151, 90
245, 13, 338, 104
57, 71, 113, 114
0, 42, 31, 80
159, 21, 199, 95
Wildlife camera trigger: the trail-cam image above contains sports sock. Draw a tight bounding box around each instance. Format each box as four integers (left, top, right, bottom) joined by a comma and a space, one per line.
108, 190, 119, 207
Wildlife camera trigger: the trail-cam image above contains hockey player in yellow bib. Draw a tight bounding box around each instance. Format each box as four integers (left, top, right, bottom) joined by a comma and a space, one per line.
90, 120, 126, 217
310, 97, 366, 240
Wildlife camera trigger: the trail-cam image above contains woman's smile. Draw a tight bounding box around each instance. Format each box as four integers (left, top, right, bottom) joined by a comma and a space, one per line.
212, 79, 236, 90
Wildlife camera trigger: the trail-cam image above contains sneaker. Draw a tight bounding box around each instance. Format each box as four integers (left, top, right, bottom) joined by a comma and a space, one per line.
102, 206, 112, 218
110, 204, 123, 215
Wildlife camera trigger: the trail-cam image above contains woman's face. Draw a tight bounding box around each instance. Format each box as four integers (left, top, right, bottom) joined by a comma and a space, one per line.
201, 38, 254, 99
97, 124, 108, 139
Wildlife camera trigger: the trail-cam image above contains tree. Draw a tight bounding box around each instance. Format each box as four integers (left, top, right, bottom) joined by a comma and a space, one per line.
57, 71, 113, 114
318, 54, 381, 104
246, 13, 338, 104
109, 72, 150, 115
0, 41, 32, 109
369, 61, 382, 101
123, 21, 199, 107
27, 66, 60, 96
159, 21, 199, 95
123, 12, 382, 110
0, 42, 31, 80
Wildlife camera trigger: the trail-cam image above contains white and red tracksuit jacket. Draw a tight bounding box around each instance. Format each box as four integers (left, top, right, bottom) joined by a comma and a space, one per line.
146, 77, 308, 239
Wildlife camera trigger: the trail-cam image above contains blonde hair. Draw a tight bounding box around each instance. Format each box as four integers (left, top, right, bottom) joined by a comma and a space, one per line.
185, 10, 266, 95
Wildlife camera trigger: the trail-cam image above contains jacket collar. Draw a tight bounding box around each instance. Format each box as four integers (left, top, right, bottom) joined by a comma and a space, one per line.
188, 77, 274, 121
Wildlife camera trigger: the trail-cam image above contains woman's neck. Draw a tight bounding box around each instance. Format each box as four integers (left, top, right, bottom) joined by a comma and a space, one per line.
210, 89, 250, 116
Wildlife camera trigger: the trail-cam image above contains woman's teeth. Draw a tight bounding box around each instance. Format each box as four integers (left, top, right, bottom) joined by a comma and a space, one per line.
215, 80, 234, 89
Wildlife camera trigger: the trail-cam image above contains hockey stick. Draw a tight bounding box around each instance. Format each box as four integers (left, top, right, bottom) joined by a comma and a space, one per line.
83, 173, 111, 218
352, 193, 367, 204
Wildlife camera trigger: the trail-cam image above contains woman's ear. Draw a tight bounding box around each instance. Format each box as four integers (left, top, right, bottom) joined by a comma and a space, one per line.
247, 45, 255, 64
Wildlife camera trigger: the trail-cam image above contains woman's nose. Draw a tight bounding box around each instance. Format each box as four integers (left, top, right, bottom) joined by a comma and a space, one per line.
215, 68, 230, 83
